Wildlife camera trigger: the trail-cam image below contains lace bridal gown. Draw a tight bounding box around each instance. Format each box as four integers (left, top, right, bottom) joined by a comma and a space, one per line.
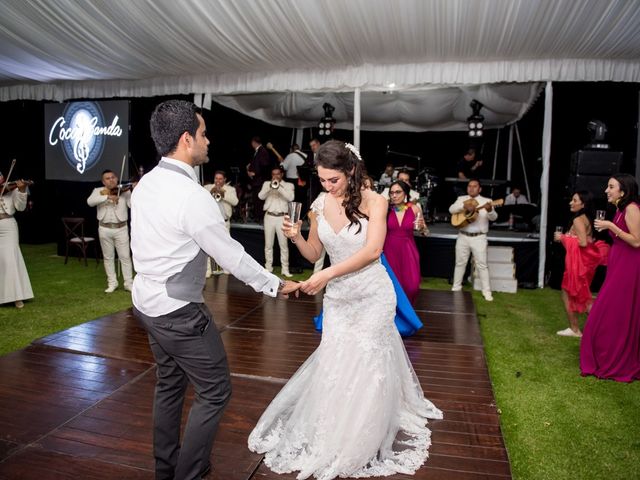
248, 193, 442, 479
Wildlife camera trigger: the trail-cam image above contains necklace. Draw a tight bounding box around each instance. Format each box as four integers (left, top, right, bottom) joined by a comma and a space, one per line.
336, 196, 345, 215
391, 202, 410, 213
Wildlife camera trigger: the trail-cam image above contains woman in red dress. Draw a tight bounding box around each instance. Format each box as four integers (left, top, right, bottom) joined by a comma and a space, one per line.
553, 190, 608, 337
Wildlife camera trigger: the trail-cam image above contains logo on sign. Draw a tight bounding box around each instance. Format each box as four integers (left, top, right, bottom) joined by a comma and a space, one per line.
48, 102, 123, 174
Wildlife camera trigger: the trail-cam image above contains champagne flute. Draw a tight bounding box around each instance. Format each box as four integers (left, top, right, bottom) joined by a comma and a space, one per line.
414, 210, 424, 233
287, 202, 302, 236
595, 210, 606, 232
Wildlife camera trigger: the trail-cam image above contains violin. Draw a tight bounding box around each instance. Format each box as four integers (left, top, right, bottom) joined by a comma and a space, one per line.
100, 182, 135, 196
0, 180, 34, 194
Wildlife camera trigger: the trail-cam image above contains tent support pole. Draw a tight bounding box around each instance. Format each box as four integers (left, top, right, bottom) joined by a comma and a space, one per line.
506, 125, 514, 193
538, 81, 553, 288
515, 123, 532, 201
492, 129, 500, 180
353, 88, 361, 149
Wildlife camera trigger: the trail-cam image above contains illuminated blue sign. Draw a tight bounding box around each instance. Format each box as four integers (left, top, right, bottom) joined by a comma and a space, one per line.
48, 101, 123, 174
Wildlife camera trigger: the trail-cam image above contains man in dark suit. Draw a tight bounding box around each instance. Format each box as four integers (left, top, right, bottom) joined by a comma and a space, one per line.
247, 136, 272, 222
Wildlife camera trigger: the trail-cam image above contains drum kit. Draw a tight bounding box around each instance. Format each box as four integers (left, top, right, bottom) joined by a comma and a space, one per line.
415, 167, 439, 222
381, 148, 441, 221
377, 163, 440, 221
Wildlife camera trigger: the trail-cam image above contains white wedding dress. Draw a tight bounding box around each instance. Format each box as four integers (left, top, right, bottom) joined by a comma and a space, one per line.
248, 193, 442, 480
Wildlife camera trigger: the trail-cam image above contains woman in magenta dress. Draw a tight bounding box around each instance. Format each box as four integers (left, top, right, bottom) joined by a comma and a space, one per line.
383, 180, 427, 304
553, 190, 608, 337
581, 173, 640, 382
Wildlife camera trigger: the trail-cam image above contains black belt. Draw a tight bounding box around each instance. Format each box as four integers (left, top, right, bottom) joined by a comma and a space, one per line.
460, 230, 487, 237
266, 212, 287, 217
100, 221, 127, 229
0, 213, 13, 220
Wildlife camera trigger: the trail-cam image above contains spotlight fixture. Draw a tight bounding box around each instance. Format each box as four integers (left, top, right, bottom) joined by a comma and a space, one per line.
467, 100, 485, 138
586, 119, 609, 149
318, 102, 336, 137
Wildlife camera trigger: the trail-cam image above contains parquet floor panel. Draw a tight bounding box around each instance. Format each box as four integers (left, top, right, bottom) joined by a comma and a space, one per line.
0, 277, 510, 479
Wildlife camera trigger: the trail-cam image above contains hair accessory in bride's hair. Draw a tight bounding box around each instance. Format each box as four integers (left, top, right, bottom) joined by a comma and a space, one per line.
344, 143, 363, 162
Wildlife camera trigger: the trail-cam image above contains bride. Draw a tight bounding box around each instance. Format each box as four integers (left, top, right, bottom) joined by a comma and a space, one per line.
248, 140, 442, 479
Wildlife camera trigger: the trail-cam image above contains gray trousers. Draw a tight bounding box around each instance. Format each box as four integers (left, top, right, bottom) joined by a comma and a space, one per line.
134, 303, 231, 480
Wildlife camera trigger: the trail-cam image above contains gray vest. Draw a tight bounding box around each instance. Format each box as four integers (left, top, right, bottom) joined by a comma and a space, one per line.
158, 160, 207, 303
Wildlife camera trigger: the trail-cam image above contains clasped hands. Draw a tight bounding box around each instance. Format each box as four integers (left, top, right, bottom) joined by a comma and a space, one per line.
278, 215, 331, 297
279, 271, 331, 298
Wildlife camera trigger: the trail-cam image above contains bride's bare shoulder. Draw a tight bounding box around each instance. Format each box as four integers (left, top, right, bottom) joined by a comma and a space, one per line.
361, 189, 387, 213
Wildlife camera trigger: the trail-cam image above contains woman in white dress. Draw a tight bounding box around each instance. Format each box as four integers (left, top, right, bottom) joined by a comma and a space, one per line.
0, 177, 33, 308
248, 141, 442, 480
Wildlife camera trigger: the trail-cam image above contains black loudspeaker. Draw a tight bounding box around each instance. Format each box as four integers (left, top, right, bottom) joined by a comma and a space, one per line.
571, 174, 610, 196
570, 150, 622, 176
569, 150, 622, 206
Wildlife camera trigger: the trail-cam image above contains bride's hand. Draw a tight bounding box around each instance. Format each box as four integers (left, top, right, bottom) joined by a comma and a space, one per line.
279, 280, 301, 298
299, 271, 331, 296
282, 215, 302, 240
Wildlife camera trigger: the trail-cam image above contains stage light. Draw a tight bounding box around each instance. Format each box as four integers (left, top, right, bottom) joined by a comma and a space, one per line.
318, 103, 336, 138
586, 120, 609, 149
467, 100, 485, 139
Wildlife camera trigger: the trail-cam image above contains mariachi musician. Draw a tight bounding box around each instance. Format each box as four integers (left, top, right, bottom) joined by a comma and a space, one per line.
87, 169, 134, 293
448, 178, 498, 302
202, 170, 238, 276
0, 163, 34, 308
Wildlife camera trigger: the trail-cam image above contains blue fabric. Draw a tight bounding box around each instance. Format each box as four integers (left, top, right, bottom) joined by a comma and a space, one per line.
313, 253, 424, 337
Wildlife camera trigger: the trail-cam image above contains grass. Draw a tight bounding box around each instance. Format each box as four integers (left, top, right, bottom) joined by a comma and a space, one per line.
0, 244, 133, 355
2, 245, 639, 479
474, 288, 640, 480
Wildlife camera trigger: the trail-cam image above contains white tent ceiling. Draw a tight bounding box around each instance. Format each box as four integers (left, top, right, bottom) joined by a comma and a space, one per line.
1, 0, 639, 130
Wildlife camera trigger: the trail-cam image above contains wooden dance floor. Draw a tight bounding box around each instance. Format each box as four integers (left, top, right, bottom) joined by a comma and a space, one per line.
0, 276, 511, 479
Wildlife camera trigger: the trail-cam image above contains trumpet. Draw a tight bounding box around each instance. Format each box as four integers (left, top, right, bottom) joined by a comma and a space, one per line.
270, 180, 280, 189
210, 185, 224, 202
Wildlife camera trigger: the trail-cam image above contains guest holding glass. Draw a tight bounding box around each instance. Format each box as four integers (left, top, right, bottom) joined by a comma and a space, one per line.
383, 180, 427, 304
581, 173, 640, 382
553, 191, 608, 337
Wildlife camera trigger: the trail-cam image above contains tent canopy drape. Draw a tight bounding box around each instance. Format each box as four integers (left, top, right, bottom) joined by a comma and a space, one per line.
1, 0, 639, 105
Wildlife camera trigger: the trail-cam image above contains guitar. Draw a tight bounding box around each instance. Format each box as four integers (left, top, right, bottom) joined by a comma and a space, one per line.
451, 198, 504, 229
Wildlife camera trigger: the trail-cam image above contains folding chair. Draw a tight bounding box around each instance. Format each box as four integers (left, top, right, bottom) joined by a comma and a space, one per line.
61, 217, 98, 266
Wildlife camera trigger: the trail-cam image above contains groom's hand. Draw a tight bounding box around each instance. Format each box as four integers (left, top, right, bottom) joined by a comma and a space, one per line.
279, 280, 301, 298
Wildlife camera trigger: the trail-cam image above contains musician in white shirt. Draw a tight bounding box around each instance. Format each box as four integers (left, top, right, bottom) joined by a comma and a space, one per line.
258, 166, 295, 277
448, 179, 498, 301
87, 170, 134, 293
203, 170, 238, 276
130, 100, 299, 480
504, 187, 529, 205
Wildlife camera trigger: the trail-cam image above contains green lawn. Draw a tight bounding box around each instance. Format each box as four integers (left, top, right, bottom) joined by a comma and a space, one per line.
1, 244, 638, 479
0, 244, 133, 355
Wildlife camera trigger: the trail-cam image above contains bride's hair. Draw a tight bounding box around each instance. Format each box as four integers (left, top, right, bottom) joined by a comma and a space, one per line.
315, 140, 368, 232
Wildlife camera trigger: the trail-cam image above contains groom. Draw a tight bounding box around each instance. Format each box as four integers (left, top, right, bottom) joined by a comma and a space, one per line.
130, 100, 299, 480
